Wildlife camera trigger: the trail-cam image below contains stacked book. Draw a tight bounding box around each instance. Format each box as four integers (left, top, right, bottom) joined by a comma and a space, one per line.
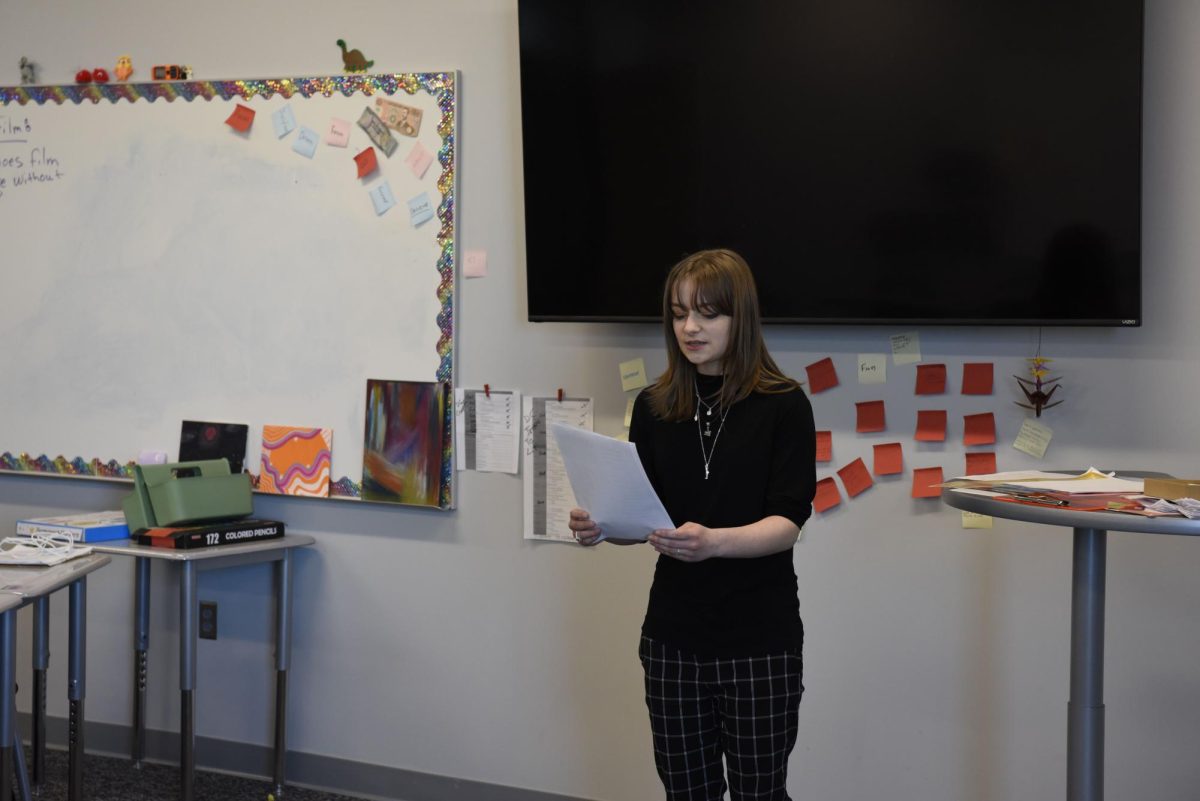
944, 469, 1200, 518
136, 519, 285, 549
16, 511, 130, 542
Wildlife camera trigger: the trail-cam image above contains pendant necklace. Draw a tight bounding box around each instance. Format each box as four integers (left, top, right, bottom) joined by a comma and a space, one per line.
694, 380, 730, 480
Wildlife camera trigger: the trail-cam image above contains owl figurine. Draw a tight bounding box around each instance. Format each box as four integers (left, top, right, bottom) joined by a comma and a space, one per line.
115, 54, 133, 82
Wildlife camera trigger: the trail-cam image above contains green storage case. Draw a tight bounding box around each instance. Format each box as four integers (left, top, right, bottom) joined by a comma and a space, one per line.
123, 459, 253, 533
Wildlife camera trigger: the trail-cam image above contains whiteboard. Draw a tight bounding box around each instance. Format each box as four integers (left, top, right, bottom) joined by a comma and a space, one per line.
0, 74, 456, 507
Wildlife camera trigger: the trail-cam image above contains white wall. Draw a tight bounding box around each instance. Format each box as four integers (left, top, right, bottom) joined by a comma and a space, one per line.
2, 2, 1199, 800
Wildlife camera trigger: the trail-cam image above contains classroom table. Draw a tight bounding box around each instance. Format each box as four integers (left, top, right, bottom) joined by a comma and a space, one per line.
942, 486, 1200, 801
91, 534, 314, 801
0, 552, 112, 801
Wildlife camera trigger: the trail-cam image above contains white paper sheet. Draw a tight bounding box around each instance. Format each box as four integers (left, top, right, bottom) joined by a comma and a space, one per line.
455, 388, 521, 473
551, 424, 674, 542
523, 397, 593, 541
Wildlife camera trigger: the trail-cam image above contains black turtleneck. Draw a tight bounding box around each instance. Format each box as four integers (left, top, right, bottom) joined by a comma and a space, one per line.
629, 374, 816, 657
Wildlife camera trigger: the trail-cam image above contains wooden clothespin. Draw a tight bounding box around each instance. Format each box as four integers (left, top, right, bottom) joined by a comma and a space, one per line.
556, 388, 564, 403
484, 383, 491, 399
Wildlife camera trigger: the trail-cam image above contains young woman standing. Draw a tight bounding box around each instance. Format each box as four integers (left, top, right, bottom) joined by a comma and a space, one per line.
570, 248, 817, 800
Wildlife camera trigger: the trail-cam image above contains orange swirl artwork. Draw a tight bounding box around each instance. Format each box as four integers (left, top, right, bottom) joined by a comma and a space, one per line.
259, 426, 333, 497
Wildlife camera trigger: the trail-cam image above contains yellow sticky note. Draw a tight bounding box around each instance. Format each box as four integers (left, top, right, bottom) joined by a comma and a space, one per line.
1013, 418, 1053, 459
891, 331, 922, 365
858, 353, 887, 384
619, 358, 648, 392
624, 396, 636, 428
962, 511, 993, 529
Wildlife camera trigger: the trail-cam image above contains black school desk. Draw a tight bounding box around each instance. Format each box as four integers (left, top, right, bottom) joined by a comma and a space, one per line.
0, 552, 112, 801
91, 534, 315, 801
942, 487, 1200, 801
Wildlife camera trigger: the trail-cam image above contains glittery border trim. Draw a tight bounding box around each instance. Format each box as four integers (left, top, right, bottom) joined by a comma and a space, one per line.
0, 73, 456, 509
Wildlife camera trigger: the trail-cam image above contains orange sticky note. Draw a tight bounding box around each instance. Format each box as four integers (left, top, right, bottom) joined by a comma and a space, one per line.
837, 457, 874, 498
915, 410, 947, 441
873, 442, 903, 475
912, 467, 944, 498
815, 431, 832, 463
354, 146, 379, 178
915, 363, 947, 395
813, 477, 842, 513
966, 451, 997, 476
962, 363, 994, 395
855, 400, 886, 433
225, 104, 255, 132
805, 357, 839, 393
963, 412, 997, 445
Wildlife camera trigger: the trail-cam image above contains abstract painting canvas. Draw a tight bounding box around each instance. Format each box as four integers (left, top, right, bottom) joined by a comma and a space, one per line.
259, 425, 332, 497
362, 379, 446, 506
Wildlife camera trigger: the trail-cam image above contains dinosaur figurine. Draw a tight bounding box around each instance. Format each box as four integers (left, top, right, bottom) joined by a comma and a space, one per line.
337, 39, 374, 73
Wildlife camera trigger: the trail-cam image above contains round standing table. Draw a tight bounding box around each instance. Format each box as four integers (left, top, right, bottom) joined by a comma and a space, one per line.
942, 485, 1200, 801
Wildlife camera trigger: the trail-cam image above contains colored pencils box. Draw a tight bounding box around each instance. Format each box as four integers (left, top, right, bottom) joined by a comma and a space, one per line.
136, 519, 285, 549
16, 511, 130, 542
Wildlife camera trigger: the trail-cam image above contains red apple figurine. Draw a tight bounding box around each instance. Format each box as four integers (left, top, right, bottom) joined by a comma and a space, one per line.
92, 68, 110, 83
75, 69, 92, 84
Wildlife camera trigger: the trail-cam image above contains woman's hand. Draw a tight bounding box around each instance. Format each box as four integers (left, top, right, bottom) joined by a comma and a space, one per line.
648, 522, 722, 562
569, 508, 603, 546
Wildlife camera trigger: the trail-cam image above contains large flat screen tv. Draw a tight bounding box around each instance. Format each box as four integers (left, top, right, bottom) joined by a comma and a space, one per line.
518, 1, 1143, 325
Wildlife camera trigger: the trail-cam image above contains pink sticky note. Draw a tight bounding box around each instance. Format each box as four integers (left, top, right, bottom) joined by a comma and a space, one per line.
915, 363, 947, 395
327, 117, 350, 148
962, 363, 994, 395
805, 357, 839, 393
464, 249, 488, 278
405, 140, 434, 179
966, 451, 997, 476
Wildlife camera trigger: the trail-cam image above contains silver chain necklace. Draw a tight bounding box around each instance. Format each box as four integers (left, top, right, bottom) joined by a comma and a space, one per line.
694, 380, 730, 480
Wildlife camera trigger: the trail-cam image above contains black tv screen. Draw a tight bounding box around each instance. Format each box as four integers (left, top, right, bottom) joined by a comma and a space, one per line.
518, 0, 1143, 325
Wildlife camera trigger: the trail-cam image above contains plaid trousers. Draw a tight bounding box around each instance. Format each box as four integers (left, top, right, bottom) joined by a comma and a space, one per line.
639, 634, 804, 801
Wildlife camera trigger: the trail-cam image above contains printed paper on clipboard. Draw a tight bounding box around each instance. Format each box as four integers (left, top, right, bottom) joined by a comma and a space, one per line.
550, 424, 674, 542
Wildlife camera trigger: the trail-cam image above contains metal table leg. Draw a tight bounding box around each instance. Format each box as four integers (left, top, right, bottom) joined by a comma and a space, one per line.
180, 562, 198, 801
133, 557, 150, 767
31, 595, 49, 789
13, 727, 31, 801
0, 609, 16, 801
68, 577, 87, 801
1068, 527, 1106, 801
271, 550, 294, 800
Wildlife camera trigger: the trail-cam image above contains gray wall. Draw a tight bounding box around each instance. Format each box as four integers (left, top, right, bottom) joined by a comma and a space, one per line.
2, 2, 1199, 799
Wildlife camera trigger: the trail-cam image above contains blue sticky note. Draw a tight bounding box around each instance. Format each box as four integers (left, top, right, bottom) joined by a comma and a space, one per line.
369, 181, 397, 216
272, 105, 297, 139
292, 126, 319, 159
408, 192, 434, 227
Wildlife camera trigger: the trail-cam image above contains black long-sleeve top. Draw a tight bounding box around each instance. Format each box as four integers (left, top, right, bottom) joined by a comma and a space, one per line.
629, 373, 817, 657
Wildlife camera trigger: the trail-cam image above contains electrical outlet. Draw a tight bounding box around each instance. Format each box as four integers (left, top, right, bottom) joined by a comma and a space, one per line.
199, 601, 218, 640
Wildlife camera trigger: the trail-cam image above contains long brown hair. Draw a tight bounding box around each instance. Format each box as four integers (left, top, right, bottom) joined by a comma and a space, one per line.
647, 249, 800, 421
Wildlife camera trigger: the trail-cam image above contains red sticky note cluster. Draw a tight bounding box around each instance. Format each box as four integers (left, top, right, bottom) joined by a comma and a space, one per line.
805, 357, 839, 393
813, 477, 842, 513
915, 410, 947, 441
873, 442, 903, 475
225, 104, 255, 132
855, 400, 886, 433
963, 412, 996, 445
962, 363, 994, 395
912, 466, 944, 498
915, 363, 947, 395
837, 457, 874, 497
815, 431, 832, 463
965, 451, 997, 476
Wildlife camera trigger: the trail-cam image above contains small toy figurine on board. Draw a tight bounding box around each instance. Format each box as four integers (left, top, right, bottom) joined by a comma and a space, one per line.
336, 39, 374, 72
115, 54, 134, 81
18, 57, 37, 85
1014, 356, 1063, 417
